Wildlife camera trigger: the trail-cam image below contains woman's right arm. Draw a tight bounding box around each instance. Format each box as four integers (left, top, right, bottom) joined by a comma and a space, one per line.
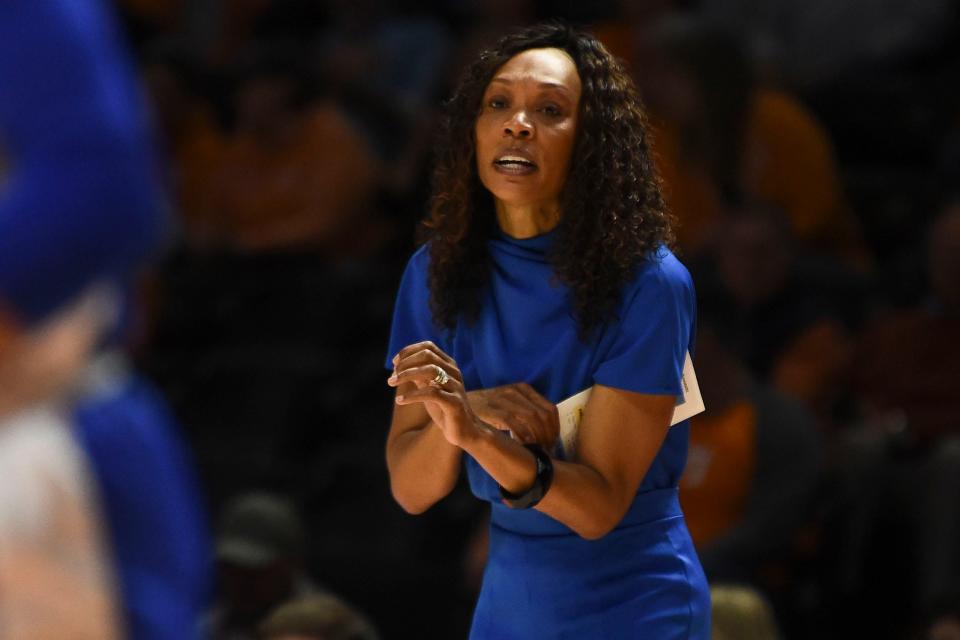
385, 379, 462, 514
385, 341, 559, 515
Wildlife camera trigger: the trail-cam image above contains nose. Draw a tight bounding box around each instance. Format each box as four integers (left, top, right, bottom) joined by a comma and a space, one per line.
503, 110, 534, 139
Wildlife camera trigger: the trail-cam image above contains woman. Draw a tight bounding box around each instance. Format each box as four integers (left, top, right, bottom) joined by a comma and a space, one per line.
385, 22, 710, 639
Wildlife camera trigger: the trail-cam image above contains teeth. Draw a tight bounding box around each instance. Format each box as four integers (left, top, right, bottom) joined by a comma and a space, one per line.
496, 156, 535, 166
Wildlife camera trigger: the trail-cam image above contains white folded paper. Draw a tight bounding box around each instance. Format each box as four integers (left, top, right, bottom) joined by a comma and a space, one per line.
557, 351, 704, 456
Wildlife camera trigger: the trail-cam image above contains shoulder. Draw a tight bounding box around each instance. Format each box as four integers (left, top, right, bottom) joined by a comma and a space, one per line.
400, 242, 431, 273
623, 246, 695, 308
409, 242, 432, 268
392, 243, 438, 314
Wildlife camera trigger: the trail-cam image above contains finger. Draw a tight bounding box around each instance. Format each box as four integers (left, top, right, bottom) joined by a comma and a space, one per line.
498, 402, 541, 444
475, 417, 515, 440
513, 384, 560, 439
510, 426, 537, 444
514, 383, 557, 416
389, 363, 460, 389
392, 348, 463, 384
502, 386, 544, 419
392, 341, 456, 368
504, 386, 555, 445
394, 386, 462, 411
476, 410, 512, 432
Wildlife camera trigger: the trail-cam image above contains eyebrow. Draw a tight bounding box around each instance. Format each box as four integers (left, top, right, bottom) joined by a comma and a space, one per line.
488, 77, 573, 93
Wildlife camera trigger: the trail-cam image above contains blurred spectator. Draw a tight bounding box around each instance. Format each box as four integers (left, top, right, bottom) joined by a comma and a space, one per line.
315, 0, 450, 123
632, 17, 869, 267
854, 202, 960, 445
696, 0, 956, 89
842, 202, 960, 618
590, 0, 682, 62
206, 492, 320, 640
446, 0, 538, 78
142, 43, 227, 239
693, 204, 868, 423
312, 0, 452, 196
710, 584, 783, 640
260, 594, 379, 640
680, 317, 821, 584
179, 44, 384, 254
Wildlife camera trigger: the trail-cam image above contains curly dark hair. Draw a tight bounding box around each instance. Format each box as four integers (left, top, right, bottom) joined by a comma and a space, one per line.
422, 21, 674, 337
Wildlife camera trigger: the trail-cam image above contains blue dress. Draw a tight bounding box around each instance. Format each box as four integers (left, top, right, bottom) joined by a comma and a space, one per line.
386, 227, 711, 639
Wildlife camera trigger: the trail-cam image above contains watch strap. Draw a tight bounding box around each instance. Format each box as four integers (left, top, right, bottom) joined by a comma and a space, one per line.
499, 443, 554, 509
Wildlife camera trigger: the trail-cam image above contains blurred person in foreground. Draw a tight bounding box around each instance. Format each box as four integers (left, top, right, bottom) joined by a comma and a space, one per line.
205, 492, 319, 640
385, 22, 709, 638
0, 294, 122, 638
0, 0, 212, 637
259, 594, 379, 640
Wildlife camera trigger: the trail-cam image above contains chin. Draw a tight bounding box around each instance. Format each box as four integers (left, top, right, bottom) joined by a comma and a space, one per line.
484, 182, 544, 206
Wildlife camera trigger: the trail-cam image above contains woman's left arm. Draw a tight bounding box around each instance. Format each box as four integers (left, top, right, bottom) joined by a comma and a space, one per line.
462, 384, 674, 539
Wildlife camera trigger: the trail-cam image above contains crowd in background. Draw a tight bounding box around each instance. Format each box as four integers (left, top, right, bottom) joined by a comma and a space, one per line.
90, 0, 960, 638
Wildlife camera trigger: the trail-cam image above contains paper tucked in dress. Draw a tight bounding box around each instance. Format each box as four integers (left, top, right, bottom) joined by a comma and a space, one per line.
557, 350, 705, 457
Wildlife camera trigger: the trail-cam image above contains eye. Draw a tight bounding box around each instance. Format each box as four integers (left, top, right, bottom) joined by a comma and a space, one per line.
487, 97, 507, 109
540, 104, 562, 117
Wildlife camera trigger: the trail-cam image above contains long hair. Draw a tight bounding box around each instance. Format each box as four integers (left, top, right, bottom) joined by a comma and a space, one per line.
422, 21, 674, 337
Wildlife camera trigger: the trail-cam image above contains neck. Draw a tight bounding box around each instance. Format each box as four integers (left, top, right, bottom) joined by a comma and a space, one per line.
495, 199, 561, 239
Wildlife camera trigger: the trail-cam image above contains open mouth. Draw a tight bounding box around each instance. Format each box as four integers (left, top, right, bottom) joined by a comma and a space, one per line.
493, 155, 538, 175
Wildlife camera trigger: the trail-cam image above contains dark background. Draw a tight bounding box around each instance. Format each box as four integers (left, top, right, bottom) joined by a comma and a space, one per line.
110, 1, 960, 638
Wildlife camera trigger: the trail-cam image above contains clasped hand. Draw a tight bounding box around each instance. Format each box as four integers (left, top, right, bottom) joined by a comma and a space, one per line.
388, 341, 559, 449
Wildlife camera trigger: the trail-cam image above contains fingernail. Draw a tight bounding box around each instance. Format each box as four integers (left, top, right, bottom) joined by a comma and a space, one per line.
395, 394, 404, 402
387, 375, 398, 384
392, 354, 399, 365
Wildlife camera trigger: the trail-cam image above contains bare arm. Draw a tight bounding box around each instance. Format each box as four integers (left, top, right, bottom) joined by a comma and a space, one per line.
392, 342, 676, 538
385, 349, 463, 514
459, 385, 674, 539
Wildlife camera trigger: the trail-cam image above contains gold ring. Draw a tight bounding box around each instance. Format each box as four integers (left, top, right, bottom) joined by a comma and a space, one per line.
432, 366, 450, 386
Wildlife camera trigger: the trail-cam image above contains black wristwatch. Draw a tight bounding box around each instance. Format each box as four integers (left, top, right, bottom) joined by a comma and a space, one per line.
499, 443, 554, 509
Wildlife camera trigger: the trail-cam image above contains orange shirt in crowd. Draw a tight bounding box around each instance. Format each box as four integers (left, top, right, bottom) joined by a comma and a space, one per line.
680, 400, 757, 546
178, 103, 379, 252
654, 88, 863, 262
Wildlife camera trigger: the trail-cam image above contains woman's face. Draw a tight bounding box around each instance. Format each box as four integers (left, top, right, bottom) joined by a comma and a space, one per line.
475, 47, 582, 210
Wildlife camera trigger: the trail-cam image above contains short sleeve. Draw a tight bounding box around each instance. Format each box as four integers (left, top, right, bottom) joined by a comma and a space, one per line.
384, 245, 450, 369
593, 249, 696, 396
